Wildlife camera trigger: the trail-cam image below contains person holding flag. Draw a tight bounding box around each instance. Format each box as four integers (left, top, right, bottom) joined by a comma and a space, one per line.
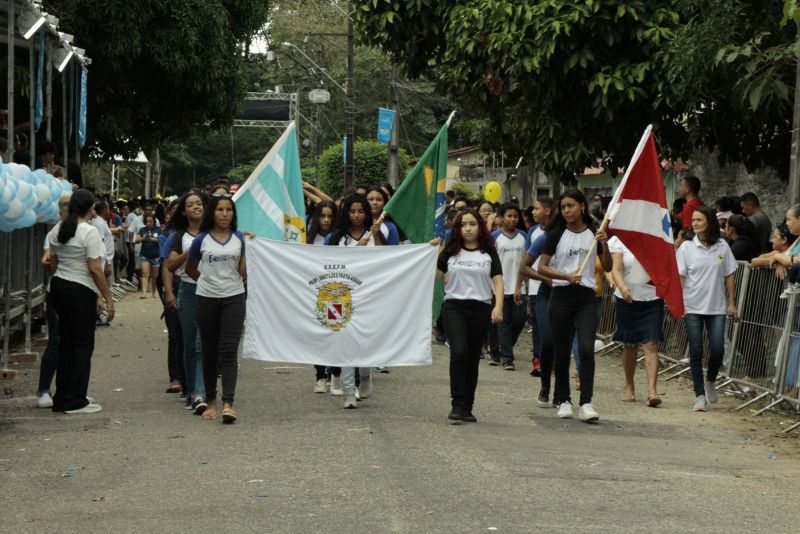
538, 190, 611, 422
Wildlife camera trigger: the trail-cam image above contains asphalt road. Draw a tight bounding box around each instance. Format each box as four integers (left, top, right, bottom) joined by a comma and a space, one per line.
1, 296, 799, 533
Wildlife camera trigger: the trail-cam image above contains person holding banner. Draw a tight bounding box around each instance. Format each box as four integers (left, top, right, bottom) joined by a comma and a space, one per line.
185, 194, 247, 424
677, 206, 738, 412
366, 186, 400, 246
306, 200, 343, 394
538, 189, 611, 422
608, 236, 664, 407
326, 194, 385, 408
437, 208, 504, 423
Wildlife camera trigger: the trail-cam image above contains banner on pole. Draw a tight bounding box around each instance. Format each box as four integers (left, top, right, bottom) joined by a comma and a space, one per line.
376, 108, 396, 144
243, 239, 437, 367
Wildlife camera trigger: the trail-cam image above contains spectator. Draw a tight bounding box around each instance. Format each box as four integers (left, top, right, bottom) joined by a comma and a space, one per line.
751, 224, 792, 269
678, 175, 703, 229
725, 214, 758, 262
714, 196, 736, 229
0, 137, 8, 163
769, 204, 800, 297
671, 198, 687, 237
740, 192, 773, 254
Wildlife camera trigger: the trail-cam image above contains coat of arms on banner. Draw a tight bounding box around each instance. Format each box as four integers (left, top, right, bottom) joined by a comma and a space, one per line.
315, 281, 353, 331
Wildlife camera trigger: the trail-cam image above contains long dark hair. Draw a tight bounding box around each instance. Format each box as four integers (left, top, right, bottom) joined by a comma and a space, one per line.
445, 208, 495, 255
307, 200, 337, 244
546, 189, 594, 232
694, 205, 721, 246
329, 194, 385, 245
57, 189, 95, 244
726, 214, 755, 241
169, 191, 207, 233
200, 195, 238, 233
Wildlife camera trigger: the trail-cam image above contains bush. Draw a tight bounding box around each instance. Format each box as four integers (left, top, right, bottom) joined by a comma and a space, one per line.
318, 139, 409, 198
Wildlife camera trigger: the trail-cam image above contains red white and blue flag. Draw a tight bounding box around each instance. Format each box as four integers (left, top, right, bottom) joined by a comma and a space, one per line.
607, 125, 685, 318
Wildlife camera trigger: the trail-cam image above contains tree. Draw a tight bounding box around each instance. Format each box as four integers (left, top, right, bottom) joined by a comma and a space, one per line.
318, 139, 409, 198
354, 1, 796, 176
48, 0, 272, 158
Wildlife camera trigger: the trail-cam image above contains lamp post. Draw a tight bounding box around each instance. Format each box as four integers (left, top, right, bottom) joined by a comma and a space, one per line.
308, 87, 330, 173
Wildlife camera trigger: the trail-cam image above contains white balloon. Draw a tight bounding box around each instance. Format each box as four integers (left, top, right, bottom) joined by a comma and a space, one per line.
2, 178, 17, 203
5, 199, 24, 219
35, 184, 50, 203
14, 209, 36, 229
16, 180, 32, 199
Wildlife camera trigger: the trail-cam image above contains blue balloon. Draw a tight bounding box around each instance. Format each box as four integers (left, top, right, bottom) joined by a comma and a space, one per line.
0, 219, 16, 233
15, 209, 37, 229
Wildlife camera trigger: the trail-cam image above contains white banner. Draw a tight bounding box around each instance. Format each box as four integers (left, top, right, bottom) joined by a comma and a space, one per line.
243, 239, 438, 367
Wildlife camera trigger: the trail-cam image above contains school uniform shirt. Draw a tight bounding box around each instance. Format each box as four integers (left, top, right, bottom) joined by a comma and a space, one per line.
380, 221, 400, 246
125, 212, 138, 243
89, 215, 114, 267
526, 225, 546, 296
169, 230, 201, 284
311, 233, 327, 246
138, 226, 162, 259
542, 226, 603, 291
188, 231, 246, 298
46, 222, 106, 294
325, 232, 376, 247
438, 246, 503, 304
607, 236, 658, 301
491, 228, 530, 295
677, 236, 738, 315
159, 232, 175, 260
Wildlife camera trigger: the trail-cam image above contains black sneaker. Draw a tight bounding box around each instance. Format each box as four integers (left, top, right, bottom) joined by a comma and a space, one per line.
502, 361, 515, 371
448, 408, 463, 423
488, 358, 501, 366
537, 390, 550, 407
462, 411, 477, 423
184, 396, 194, 410
192, 397, 207, 415
434, 331, 447, 343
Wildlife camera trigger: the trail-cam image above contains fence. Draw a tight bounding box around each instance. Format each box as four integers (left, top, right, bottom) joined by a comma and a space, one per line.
0, 224, 49, 369
596, 261, 800, 433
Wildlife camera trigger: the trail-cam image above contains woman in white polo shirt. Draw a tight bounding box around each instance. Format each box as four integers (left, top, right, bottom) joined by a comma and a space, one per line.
538, 189, 611, 422
677, 205, 738, 412
185, 194, 247, 424
437, 208, 503, 423
609, 236, 664, 407
47, 189, 115, 414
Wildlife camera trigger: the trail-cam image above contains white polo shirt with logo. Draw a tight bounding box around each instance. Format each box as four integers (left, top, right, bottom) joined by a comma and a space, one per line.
677, 236, 738, 315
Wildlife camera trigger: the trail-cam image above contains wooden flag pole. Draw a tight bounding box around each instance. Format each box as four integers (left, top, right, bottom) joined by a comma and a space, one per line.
576, 214, 611, 277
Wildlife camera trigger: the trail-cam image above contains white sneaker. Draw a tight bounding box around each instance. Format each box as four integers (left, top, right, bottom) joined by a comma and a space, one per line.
578, 403, 599, 422
705, 381, 719, 403
693, 395, 707, 412
358, 373, 372, 399
65, 403, 103, 414
343, 396, 358, 409
679, 357, 690, 364
556, 401, 573, 419
37, 392, 53, 408
330, 375, 343, 396
313, 378, 328, 394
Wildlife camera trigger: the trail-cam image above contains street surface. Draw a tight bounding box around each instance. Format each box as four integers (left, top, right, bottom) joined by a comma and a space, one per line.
1, 297, 799, 533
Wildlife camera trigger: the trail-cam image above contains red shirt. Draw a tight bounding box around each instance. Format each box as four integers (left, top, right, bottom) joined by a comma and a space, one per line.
680, 197, 704, 229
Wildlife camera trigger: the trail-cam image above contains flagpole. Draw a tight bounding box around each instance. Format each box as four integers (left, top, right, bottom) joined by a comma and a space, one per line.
575, 125, 653, 276
445, 110, 456, 128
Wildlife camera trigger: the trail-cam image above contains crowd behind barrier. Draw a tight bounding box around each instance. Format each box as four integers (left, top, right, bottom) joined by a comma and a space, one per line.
3, 221, 800, 431
595, 261, 800, 432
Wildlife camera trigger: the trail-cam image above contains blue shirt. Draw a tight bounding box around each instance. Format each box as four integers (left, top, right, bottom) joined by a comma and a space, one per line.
159, 232, 175, 260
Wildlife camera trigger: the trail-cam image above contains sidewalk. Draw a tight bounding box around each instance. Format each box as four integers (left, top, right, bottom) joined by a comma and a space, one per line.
1, 296, 799, 532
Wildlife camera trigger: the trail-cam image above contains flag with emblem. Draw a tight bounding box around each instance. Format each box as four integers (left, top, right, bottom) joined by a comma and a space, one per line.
232, 122, 306, 242
607, 125, 685, 318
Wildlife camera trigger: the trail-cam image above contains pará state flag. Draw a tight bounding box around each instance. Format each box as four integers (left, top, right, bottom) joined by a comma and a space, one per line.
232, 122, 306, 242
607, 125, 685, 318
242, 238, 438, 367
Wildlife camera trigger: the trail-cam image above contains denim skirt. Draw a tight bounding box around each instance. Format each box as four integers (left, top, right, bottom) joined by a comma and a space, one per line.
612, 297, 665, 345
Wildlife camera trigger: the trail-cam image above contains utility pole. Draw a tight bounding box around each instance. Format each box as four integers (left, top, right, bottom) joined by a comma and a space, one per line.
790, 58, 800, 204
387, 64, 400, 187
344, 2, 355, 191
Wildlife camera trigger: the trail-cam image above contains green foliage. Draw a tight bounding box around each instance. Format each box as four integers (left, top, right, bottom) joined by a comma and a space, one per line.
450, 182, 475, 198
355, 0, 797, 175
49, 0, 272, 157
317, 139, 409, 198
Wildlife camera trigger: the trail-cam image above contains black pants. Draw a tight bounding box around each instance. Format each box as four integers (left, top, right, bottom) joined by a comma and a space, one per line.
196, 293, 246, 404
549, 285, 597, 406
442, 299, 491, 411
157, 272, 184, 384
37, 291, 59, 395
49, 277, 97, 412
314, 365, 341, 380
126, 242, 136, 280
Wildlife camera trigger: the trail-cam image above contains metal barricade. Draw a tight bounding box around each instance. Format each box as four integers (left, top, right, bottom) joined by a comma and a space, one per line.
596, 281, 617, 340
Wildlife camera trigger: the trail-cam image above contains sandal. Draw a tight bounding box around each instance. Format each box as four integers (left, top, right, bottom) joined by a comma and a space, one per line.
165, 383, 182, 393
201, 411, 216, 420
646, 396, 662, 408
222, 408, 237, 425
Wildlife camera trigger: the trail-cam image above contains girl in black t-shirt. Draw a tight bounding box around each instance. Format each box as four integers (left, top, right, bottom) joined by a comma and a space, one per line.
538, 190, 611, 423
436, 208, 503, 423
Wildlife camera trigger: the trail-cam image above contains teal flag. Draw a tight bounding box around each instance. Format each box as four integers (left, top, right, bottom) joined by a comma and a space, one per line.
232, 122, 306, 242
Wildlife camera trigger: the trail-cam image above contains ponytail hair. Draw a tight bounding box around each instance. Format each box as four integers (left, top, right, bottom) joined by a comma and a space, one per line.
57, 189, 95, 244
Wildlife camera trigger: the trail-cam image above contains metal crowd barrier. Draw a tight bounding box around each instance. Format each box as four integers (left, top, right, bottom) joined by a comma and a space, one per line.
596, 261, 800, 433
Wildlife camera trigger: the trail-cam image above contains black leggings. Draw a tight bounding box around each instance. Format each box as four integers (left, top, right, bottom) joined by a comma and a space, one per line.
442, 299, 491, 411
549, 285, 597, 406
196, 293, 246, 404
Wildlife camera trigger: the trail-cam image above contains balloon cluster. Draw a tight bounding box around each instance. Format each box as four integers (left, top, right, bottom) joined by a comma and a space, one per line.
0, 162, 73, 233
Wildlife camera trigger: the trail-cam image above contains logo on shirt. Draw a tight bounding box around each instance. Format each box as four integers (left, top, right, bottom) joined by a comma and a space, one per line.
567, 247, 589, 258
309, 269, 363, 332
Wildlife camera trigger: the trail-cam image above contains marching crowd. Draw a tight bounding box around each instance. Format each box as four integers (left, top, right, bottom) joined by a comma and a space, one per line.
33, 172, 800, 425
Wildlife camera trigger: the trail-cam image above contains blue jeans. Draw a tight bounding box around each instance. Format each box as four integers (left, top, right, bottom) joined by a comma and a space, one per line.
178, 281, 205, 398
37, 291, 59, 395
497, 294, 527, 363
341, 367, 372, 397
684, 313, 726, 397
